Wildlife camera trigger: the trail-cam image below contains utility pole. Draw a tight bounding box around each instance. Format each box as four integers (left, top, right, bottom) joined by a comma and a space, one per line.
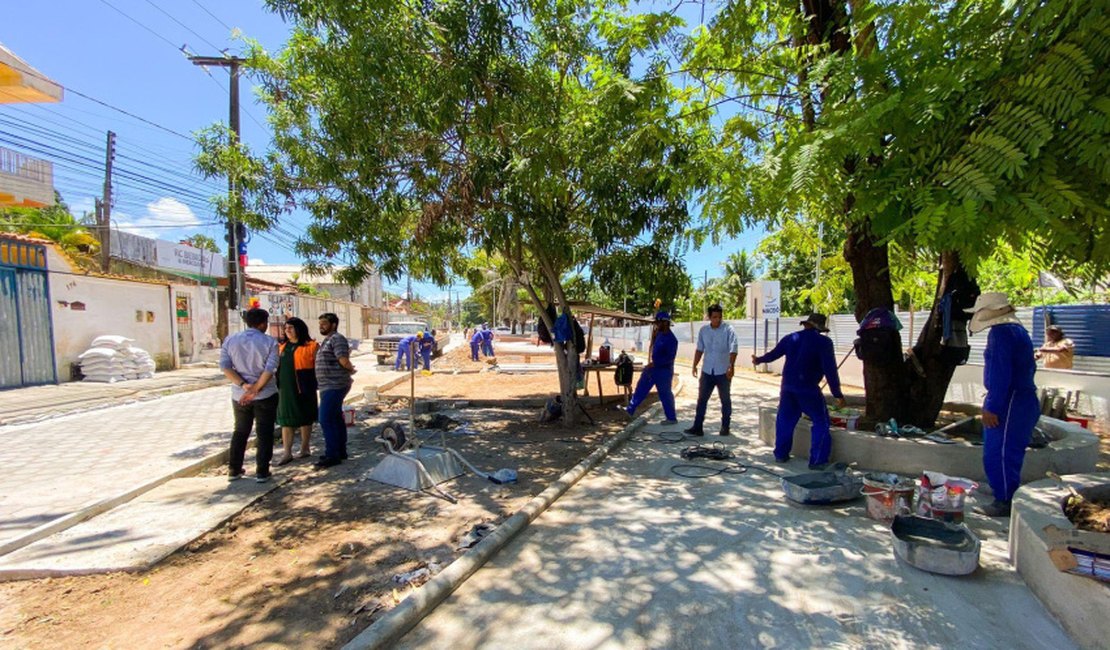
189, 55, 246, 337
96, 130, 115, 273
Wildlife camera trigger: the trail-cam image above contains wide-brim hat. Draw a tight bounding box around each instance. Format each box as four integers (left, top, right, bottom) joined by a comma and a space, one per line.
964, 292, 1021, 334
653, 310, 672, 322
800, 313, 829, 332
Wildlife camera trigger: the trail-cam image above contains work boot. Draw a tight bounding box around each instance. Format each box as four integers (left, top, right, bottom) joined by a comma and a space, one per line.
976, 500, 1012, 517
683, 426, 704, 437
718, 428, 731, 436
662, 419, 678, 425
773, 455, 790, 463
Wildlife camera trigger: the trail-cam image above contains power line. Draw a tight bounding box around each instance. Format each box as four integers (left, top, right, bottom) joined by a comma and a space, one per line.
2, 67, 192, 141
189, 0, 233, 32
96, 0, 182, 51
140, 0, 226, 52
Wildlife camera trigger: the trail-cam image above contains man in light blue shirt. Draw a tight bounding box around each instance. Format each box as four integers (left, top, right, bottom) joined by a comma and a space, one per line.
220, 308, 279, 482
685, 304, 738, 436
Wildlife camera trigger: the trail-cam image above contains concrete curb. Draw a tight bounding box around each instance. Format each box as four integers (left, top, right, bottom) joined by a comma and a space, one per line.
0, 448, 229, 558
342, 402, 664, 650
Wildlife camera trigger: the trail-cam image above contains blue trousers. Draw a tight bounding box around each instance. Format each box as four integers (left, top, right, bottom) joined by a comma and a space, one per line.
691, 372, 732, 432
395, 346, 412, 370
627, 367, 676, 420
481, 341, 494, 357
774, 388, 831, 466
319, 386, 350, 461
421, 347, 432, 370
983, 390, 1039, 502
470, 342, 480, 360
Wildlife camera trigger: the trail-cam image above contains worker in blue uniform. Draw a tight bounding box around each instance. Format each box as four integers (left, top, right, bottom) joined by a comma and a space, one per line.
395, 333, 419, 371
625, 311, 678, 423
481, 323, 495, 357
965, 292, 1038, 517
469, 328, 483, 361
753, 313, 846, 469
419, 329, 435, 370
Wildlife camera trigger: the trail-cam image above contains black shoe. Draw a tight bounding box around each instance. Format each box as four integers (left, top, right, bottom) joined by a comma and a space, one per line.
976, 500, 1012, 517
718, 429, 731, 436
808, 462, 829, 471
683, 427, 704, 437
228, 468, 245, 481
773, 456, 790, 463
314, 457, 342, 469
255, 473, 272, 483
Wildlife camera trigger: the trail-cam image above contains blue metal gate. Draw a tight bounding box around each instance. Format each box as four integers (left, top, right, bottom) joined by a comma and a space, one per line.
0, 240, 57, 388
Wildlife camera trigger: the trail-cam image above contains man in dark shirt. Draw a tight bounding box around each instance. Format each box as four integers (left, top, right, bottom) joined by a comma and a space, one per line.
315, 313, 356, 469
625, 311, 679, 424
753, 313, 845, 469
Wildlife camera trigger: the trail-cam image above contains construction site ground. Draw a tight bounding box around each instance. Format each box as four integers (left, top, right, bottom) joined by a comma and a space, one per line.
0, 341, 644, 649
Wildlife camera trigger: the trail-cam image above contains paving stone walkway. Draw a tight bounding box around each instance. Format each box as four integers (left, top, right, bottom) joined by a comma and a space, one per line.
0, 386, 235, 548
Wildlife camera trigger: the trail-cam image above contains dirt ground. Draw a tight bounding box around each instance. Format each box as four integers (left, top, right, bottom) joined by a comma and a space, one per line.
0, 347, 643, 649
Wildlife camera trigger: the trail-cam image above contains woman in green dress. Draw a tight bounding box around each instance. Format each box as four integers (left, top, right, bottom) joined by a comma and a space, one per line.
276, 317, 319, 465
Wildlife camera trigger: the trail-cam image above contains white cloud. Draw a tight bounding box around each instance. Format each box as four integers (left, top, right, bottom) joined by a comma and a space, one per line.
111, 210, 159, 239
249, 257, 266, 266
145, 197, 201, 227
108, 197, 202, 240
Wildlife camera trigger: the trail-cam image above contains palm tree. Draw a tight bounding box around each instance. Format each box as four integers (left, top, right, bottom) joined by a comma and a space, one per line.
720, 250, 759, 317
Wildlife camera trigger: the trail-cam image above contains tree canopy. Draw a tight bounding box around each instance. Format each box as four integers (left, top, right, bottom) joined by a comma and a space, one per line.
197, 0, 710, 421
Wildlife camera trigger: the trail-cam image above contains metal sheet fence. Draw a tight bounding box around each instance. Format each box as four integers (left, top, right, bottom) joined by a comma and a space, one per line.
594, 307, 1110, 374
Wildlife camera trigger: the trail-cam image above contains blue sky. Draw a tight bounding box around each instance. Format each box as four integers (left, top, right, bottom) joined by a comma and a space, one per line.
1, 1, 762, 301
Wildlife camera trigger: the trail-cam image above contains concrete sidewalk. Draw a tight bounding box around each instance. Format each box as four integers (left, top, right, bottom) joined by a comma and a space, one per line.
390, 376, 1075, 649
0, 345, 408, 571
0, 366, 227, 426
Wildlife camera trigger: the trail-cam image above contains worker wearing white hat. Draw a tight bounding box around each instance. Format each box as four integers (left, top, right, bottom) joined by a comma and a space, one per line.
965, 292, 1039, 517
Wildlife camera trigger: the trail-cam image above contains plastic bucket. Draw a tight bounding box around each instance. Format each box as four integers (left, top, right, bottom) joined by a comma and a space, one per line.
862, 475, 916, 523
363, 386, 379, 403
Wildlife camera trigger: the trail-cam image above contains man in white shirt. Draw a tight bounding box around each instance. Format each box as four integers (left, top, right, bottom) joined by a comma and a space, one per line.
685, 304, 738, 436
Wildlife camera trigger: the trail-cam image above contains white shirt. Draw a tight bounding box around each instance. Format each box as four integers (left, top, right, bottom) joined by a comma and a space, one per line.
697, 321, 738, 375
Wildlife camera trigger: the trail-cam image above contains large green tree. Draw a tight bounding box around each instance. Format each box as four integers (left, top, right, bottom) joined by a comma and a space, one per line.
690, 0, 1109, 425
197, 0, 708, 422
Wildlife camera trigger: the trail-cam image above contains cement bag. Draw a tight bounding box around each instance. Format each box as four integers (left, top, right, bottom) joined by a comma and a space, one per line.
90, 335, 134, 351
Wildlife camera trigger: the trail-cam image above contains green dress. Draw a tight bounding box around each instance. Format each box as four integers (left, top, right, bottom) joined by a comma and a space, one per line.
276, 343, 318, 427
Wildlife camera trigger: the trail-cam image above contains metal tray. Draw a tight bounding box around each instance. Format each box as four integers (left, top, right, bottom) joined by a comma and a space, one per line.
781, 471, 864, 505
891, 514, 980, 576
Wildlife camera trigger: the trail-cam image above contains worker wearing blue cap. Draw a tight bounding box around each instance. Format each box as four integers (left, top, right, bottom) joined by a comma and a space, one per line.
625, 310, 678, 423
481, 323, 495, 357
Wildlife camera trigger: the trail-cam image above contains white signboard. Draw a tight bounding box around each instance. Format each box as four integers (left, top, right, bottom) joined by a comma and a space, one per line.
745, 281, 781, 319
258, 291, 294, 320
154, 239, 227, 278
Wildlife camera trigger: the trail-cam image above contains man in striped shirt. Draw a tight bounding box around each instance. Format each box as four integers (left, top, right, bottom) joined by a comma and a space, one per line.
315, 313, 356, 469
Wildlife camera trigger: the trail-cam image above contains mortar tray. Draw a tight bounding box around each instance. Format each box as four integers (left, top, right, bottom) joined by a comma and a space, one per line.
781, 471, 864, 505
891, 514, 980, 576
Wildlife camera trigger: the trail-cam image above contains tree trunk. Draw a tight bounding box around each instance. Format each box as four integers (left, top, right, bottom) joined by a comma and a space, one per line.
843, 221, 903, 423
902, 252, 977, 427
513, 255, 580, 425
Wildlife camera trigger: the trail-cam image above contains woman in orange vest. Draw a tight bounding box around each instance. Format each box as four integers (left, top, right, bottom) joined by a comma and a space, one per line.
276, 317, 320, 465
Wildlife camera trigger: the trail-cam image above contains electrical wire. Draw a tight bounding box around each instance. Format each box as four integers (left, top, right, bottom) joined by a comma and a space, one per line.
140, 0, 226, 52
189, 0, 233, 32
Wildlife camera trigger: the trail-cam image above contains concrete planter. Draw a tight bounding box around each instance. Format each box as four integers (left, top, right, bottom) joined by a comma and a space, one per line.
1010, 474, 1110, 650
757, 405, 1098, 484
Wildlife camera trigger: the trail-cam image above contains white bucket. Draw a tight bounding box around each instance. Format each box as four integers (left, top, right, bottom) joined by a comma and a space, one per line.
363, 386, 379, 403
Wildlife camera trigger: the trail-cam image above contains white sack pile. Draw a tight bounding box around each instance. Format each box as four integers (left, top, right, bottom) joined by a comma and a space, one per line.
78, 335, 157, 382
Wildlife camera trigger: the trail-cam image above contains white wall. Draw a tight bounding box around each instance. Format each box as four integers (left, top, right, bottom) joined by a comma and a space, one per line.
170, 283, 218, 361
50, 273, 174, 380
